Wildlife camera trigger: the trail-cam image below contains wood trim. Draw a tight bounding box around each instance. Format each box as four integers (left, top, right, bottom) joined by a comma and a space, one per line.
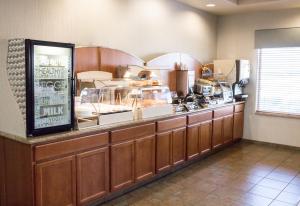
99, 47, 144, 77
35, 132, 109, 162
75, 47, 100, 74
74, 47, 144, 75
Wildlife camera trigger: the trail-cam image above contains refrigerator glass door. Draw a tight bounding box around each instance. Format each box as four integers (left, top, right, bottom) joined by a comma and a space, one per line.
33, 45, 72, 129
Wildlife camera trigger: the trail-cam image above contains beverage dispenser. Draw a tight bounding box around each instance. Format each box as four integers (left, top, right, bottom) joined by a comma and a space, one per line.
213, 59, 250, 101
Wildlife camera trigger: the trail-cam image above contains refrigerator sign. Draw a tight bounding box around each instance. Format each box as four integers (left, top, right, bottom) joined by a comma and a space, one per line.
36, 79, 67, 91
40, 105, 65, 118
35, 66, 68, 79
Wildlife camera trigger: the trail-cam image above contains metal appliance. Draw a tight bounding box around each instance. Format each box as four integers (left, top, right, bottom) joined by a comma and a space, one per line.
213, 59, 250, 101
219, 82, 233, 103
194, 79, 213, 97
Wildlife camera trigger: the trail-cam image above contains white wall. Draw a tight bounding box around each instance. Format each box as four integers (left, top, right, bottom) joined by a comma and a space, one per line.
0, 0, 217, 137
217, 8, 300, 147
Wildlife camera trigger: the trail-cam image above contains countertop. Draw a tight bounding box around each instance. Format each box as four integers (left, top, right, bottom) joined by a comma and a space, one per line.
0, 102, 245, 145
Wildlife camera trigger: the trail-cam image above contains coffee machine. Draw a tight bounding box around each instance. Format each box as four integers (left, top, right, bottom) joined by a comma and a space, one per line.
213, 59, 250, 101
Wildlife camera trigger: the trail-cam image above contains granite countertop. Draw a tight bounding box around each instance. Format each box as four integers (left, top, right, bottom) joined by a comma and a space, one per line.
0, 102, 245, 145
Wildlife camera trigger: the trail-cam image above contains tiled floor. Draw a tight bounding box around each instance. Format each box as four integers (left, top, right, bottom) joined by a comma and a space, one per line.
102, 142, 300, 206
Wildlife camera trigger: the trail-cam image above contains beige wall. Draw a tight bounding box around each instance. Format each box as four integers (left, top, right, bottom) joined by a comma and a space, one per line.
217, 8, 300, 147
0, 0, 217, 137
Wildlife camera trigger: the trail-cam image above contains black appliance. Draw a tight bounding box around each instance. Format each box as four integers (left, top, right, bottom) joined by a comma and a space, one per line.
25, 39, 75, 136
232, 60, 250, 101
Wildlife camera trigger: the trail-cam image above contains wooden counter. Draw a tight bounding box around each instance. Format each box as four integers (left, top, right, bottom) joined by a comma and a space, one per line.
0, 102, 245, 206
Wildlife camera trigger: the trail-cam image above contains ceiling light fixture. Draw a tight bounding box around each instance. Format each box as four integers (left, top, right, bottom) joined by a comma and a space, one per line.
206, 3, 216, 7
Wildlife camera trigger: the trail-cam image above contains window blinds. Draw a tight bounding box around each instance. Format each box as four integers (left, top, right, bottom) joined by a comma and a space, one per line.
256, 47, 300, 116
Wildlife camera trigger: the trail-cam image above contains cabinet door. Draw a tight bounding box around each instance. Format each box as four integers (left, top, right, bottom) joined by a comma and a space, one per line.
199, 121, 212, 154
76, 147, 109, 205
233, 112, 244, 140
172, 127, 186, 166
135, 135, 155, 182
36, 156, 76, 206
187, 124, 200, 160
223, 114, 234, 144
212, 118, 223, 149
156, 131, 172, 173
111, 141, 135, 192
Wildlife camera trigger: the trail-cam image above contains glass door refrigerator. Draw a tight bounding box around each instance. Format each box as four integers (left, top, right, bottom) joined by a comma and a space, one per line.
25, 39, 75, 136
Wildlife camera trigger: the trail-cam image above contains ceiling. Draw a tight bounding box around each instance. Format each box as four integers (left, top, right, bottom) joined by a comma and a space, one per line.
177, 0, 300, 15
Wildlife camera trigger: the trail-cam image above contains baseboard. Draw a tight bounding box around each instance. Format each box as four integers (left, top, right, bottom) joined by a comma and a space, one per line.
242, 139, 300, 151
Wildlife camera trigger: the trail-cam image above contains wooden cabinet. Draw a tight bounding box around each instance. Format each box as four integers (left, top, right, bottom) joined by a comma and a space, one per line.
35, 146, 110, 206
35, 156, 76, 206
212, 105, 234, 149
223, 114, 234, 144
156, 131, 173, 172
111, 141, 135, 192
156, 117, 187, 172
110, 123, 156, 191
233, 111, 244, 140
135, 135, 155, 182
187, 111, 213, 159
156, 128, 186, 171
212, 117, 223, 149
34, 132, 110, 206
172, 127, 186, 165
199, 121, 212, 154
76, 147, 109, 205
1, 103, 246, 206
187, 124, 200, 160
187, 122, 213, 159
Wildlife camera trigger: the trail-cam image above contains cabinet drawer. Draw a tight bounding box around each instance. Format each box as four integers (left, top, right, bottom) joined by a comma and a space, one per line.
188, 110, 212, 125
214, 106, 234, 118
234, 103, 245, 113
111, 123, 155, 143
34, 132, 109, 162
157, 116, 186, 133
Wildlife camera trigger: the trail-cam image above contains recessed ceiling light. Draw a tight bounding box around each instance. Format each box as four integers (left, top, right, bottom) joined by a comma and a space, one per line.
206, 3, 216, 7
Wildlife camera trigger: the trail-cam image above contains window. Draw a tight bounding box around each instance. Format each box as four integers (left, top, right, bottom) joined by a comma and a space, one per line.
256, 47, 300, 116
